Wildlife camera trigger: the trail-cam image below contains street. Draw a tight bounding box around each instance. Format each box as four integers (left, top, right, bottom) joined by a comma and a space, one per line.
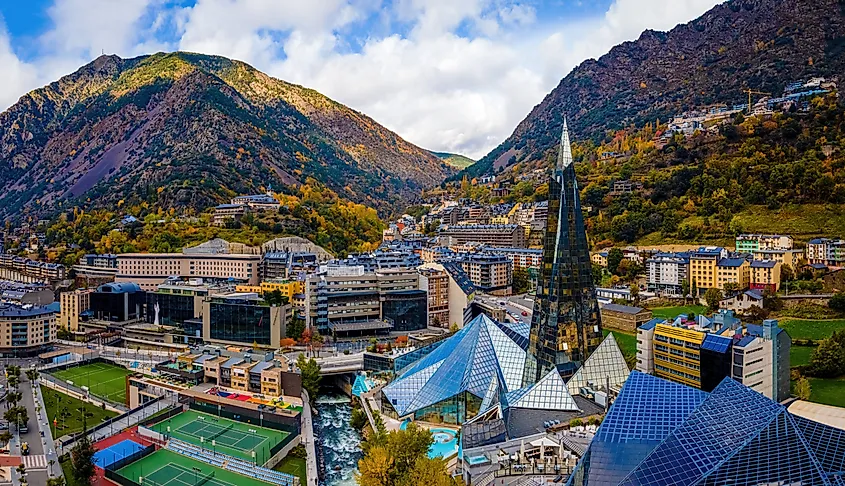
8, 375, 60, 485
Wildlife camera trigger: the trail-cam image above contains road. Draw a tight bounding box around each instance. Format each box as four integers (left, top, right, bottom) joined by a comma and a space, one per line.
11, 378, 58, 485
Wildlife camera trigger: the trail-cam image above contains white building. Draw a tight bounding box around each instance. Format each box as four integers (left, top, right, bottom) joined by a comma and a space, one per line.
807, 238, 845, 267
646, 253, 690, 295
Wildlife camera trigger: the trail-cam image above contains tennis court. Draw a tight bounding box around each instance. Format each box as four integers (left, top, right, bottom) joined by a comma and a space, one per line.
51, 361, 132, 404
150, 410, 289, 464
117, 448, 275, 486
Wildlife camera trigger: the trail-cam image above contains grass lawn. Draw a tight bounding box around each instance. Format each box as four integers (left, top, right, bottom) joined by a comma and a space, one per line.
778, 319, 845, 341
603, 329, 637, 357
791, 377, 845, 408
274, 455, 307, 485
51, 362, 132, 405
60, 458, 87, 486
42, 386, 118, 437
650, 305, 707, 320
791, 346, 816, 367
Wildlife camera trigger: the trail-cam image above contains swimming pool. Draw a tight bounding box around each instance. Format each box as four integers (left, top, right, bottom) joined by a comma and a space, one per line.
399, 421, 460, 459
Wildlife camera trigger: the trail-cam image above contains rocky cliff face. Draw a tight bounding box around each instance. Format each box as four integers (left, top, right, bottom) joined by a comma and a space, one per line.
0, 52, 452, 219
467, 0, 845, 176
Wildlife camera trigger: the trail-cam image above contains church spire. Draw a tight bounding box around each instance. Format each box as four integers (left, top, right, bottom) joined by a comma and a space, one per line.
557, 117, 573, 173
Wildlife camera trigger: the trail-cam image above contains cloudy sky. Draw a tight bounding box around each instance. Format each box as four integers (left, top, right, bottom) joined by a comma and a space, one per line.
0, 0, 720, 159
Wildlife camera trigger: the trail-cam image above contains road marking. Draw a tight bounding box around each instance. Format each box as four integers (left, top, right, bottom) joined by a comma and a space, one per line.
23, 454, 47, 469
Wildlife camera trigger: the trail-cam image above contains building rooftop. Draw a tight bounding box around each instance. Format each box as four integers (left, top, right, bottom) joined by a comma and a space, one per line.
601, 303, 645, 315
0, 303, 55, 318
717, 257, 747, 268
750, 260, 778, 268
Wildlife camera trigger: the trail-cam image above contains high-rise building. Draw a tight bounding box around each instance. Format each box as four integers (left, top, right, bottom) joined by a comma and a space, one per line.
523, 119, 602, 385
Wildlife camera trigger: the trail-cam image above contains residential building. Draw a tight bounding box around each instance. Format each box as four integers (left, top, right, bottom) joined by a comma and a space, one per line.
753, 248, 803, 269
438, 224, 527, 248
636, 314, 790, 401
212, 204, 248, 226
419, 267, 449, 328
735, 234, 794, 252
202, 293, 289, 348
807, 238, 845, 267
568, 372, 845, 486
458, 254, 512, 296
688, 246, 728, 292
485, 247, 543, 271
750, 259, 781, 291
610, 180, 643, 195
89, 282, 146, 322
720, 289, 765, 313
304, 265, 421, 337
79, 254, 118, 268
231, 193, 280, 210
716, 257, 750, 290
116, 241, 262, 290
646, 252, 690, 295
420, 246, 455, 263
600, 303, 653, 333
235, 279, 304, 302
58, 288, 93, 331
524, 120, 602, 384
441, 262, 476, 329
590, 252, 608, 267
0, 303, 57, 357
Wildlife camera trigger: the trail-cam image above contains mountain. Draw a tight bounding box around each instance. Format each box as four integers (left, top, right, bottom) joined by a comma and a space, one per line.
0, 52, 453, 219
431, 151, 475, 169
466, 0, 845, 177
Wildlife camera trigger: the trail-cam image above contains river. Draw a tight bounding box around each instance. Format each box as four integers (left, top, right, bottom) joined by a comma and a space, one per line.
314, 389, 362, 486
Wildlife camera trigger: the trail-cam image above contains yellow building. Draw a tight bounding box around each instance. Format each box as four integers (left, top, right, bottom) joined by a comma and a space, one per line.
236, 280, 304, 301
490, 215, 510, 224
753, 249, 802, 269
591, 252, 608, 267
652, 324, 704, 387
750, 260, 781, 292
715, 258, 750, 290
59, 289, 93, 331
689, 248, 721, 290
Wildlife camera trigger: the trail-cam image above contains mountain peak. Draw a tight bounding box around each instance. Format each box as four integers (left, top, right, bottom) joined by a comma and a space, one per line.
0, 51, 452, 219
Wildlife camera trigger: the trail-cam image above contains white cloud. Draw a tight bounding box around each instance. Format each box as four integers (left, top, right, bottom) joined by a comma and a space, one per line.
0, 0, 722, 159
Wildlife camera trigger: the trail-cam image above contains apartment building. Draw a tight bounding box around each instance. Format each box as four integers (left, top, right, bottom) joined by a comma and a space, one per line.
438, 224, 528, 248
689, 247, 728, 292
458, 254, 512, 296
636, 314, 790, 401
735, 234, 794, 253
212, 204, 248, 226
231, 193, 280, 210
58, 288, 93, 331
753, 248, 803, 269
419, 267, 450, 328
0, 303, 56, 357
716, 258, 750, 290
485, 247, 543, 270
420, 247, 456, 264
591, 252, 608, 267
750, 260, 781, 292
807, 238, 845, 267
600, 303, 653, 333
236, 279, 304, 301
646, 252, 690, 295
304, 265, 422, 336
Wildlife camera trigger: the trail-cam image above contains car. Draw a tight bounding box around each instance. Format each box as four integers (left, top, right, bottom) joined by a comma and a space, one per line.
521, 311, 528, 316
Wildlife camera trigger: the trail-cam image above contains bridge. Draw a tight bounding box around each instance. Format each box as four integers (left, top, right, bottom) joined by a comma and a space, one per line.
315, 353, 365, 375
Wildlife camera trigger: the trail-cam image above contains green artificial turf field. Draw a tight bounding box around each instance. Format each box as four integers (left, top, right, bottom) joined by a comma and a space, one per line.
51, 362, 132, 405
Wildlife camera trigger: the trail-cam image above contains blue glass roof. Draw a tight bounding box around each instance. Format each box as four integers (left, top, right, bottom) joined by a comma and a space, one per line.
569, 373, 845, 486
700, 333, 732, 353
382, 314, 526, 417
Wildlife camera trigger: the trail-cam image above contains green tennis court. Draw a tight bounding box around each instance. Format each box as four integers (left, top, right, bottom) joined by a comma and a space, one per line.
117, 449, 275, 486
51, 362, 132, 405
150, 410, 289, 464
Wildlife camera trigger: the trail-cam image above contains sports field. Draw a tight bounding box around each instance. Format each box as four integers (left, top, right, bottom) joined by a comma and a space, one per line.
117, 448, 275, 486
150, 410, 289, 464
51, 362, 132, 405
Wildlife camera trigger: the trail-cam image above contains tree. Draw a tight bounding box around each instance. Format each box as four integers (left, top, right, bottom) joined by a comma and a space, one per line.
449, 323, 459, 334
286, 318, 305, 341
70, 421, 96, 486
607, 248, 624, 275
722, 282, 740, 294
356, 422, 453, 486
296, 353, 322, 405
280, 338, 296, 349
591, 263, 604, 286
47, 477, 65, 486
829, 292, 845, 313
807, 331, 845, 378
0, 431, 11, 446
781, 264, 795, 283
512, 267, 530, 294
743, 305, 769, 323
795, 376, 812, 401
763, 289, 783, 311
691, 279, 698, 299
350, 407, 368, 431
681, 279, 691, 303
629, 284, 640, 305
704, 288, 722, 311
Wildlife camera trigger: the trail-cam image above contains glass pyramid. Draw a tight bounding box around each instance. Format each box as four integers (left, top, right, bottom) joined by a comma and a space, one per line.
524, 118, 602, 386
566, 332, 630, 393
504, 368, 579, 411
382, 313, 528, 418
569, 372, 845, 485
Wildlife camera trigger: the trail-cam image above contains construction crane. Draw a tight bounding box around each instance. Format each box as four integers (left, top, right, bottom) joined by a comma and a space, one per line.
743, 88, 771, 115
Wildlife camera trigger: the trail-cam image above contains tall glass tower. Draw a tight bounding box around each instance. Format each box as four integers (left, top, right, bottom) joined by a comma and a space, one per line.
522, 118, 603, 386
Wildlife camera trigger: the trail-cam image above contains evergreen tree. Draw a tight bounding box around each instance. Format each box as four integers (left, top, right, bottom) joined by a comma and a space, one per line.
70, 418, 96, 486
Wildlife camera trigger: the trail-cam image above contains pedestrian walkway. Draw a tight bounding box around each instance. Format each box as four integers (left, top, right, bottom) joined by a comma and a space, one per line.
23, 455, 46, 469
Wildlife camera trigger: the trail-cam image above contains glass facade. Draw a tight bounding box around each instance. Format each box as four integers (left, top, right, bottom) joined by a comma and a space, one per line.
566, 333, 631, 393
382, 290, 427, 332
412, 391, 482, 424
568, 372, 845, 486
208, 301, 272, 345
524, 120, 602, 386
145, 292, 196, 326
